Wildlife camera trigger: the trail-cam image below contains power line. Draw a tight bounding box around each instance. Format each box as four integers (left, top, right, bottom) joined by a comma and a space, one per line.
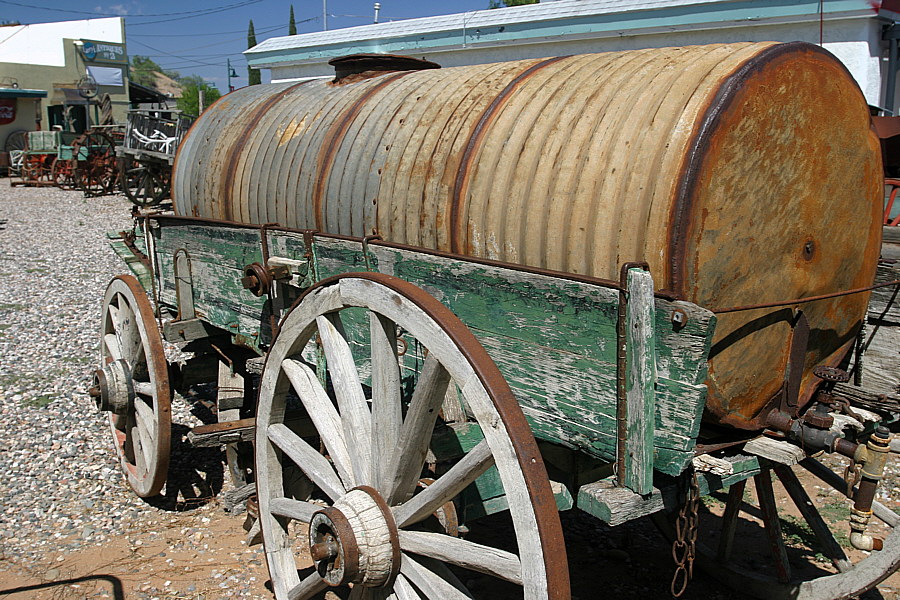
129, 24, 285, 37
0, 0, 262, 19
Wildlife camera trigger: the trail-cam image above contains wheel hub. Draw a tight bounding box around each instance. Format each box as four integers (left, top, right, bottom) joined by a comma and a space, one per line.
90, 359, 133, 414
308, 487, 399, 587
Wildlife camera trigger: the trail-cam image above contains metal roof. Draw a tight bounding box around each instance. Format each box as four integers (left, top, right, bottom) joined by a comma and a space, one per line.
0, 88, 48, 99
246, 0, 889, 67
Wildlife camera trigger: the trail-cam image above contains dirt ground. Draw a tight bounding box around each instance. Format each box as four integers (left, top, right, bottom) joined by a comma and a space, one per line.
0, 504, 271, 600
2, 473, 898, 600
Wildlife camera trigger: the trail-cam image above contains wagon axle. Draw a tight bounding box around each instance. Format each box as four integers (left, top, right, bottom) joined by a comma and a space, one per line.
90, 360, 133, 415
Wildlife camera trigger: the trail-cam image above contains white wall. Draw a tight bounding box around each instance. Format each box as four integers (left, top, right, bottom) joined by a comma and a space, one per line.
270, 16, 887, 107
0, 18, 123, 68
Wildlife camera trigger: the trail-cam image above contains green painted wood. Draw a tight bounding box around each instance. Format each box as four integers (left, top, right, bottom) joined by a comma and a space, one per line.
107, 238, 153, 291
150, 223, 268, 353
577, 453, 763, 526
126, 222, 715, 478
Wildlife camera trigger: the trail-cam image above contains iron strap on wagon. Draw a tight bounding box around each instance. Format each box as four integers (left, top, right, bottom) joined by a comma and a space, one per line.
92, 41, 900, 600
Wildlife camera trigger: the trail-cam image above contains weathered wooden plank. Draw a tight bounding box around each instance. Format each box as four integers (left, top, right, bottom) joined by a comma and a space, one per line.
144, 223, 714, 477
858, 319, 900, 398
107, 238, 152, 290
624, 268, 656, 495
744, 436, 806, 466
868, 258, 899, 325
152, 224, 269, 351
162, 317, 225, 343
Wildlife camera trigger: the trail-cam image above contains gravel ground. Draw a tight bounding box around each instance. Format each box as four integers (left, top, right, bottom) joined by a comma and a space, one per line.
0, 179, 897, 600
0, 180, 269, 599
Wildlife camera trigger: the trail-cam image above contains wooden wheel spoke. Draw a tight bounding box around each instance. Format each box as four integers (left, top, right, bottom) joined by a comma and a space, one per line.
130, 418, 152, 475
399, 530, 522, 585
399, 554, 473, 600
370, 312, 402, 496
133, 396, 157, 440
132, 380, 155, 398
316, 314, 373, 486
773, 465, 851, 573
390, 573, 422, 600
393, 440, 494, 528
256, 275, 566, 600
117, 309, 143, 366
103, 333, 123, 361
268, 497, 319, 524
385, 355, 450, 504
286, 571, 328, 600
282, 358, 356, 488
754, 469, 791, 584
267, 423, 346, 501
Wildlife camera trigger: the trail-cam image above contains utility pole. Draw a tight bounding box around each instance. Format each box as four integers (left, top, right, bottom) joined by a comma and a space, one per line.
323, 0, 328, 30
227, 58, 238, 92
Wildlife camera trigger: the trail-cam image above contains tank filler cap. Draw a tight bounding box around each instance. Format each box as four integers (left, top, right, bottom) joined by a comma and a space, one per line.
329, 53, 440, 83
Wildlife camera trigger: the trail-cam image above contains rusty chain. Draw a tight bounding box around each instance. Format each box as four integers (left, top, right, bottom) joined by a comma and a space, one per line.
671, 469, 700, 598
844, 460, 862, 497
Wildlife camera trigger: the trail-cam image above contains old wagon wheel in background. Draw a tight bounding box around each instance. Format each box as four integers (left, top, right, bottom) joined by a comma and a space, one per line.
256, 273, 569, 600
4, 129, 26, 153
654, 452, 900, 599
92, 275, 172, 498
20, 154, 47, 183
119, 158, 170, 206
74, 130, 118, 197
51, 157, 75, 189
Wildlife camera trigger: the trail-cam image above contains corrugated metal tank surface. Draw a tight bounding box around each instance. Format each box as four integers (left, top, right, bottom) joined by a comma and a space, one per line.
173, 42, 883, 430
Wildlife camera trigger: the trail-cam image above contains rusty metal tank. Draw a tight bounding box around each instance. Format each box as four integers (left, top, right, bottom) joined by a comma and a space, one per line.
173, 42, 883, 430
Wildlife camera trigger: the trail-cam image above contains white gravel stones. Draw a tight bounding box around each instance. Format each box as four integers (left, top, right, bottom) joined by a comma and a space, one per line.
0, 182, 136, 560
0, 182, 263, 598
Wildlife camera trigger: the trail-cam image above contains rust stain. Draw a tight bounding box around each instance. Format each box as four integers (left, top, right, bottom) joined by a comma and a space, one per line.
449, 56, 571, 255
277, 116, 309, 147
312, 72, 413, 231
219, 81, 310, 221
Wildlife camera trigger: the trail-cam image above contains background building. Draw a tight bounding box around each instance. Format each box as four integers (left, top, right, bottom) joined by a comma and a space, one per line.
0, 17, 128, 148
245, 0, 900, 113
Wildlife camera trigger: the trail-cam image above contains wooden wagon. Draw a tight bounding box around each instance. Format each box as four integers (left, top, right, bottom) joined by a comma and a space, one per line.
116, 110, 193, 206
91, 42, 900, 600
11, 130, 64, 187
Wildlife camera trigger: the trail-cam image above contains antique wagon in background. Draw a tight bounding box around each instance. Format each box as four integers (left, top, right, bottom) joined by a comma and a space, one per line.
92, 42, 900, 600
116, 109, 193, 206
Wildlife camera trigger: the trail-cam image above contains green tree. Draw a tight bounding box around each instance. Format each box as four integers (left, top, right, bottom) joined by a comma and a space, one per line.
488, 0, 538, 7
130, 55, 180, 88
247, 20, 261, 85
176, 74, 221, 116
289, 5, 297, 35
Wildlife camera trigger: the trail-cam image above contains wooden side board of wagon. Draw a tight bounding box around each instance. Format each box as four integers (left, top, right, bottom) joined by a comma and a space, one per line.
97, 216, 900, 600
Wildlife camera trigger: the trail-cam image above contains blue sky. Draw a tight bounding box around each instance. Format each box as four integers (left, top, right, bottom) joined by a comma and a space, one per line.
0, 1, 492, 90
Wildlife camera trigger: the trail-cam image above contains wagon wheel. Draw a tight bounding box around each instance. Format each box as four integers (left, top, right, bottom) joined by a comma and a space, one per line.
74, 130, 118, 196
4, 129, 26, 153
20, 155, 43, 182
256, 273, 569, 600
119, 159, 170, 206
51, 157, 75, 189
93, 275, 172, 497
654, 453, 900, 599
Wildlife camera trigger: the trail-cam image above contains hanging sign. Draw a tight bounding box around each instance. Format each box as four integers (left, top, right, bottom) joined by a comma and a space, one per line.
80, 40, 127, 64
0, 99, 15, 125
